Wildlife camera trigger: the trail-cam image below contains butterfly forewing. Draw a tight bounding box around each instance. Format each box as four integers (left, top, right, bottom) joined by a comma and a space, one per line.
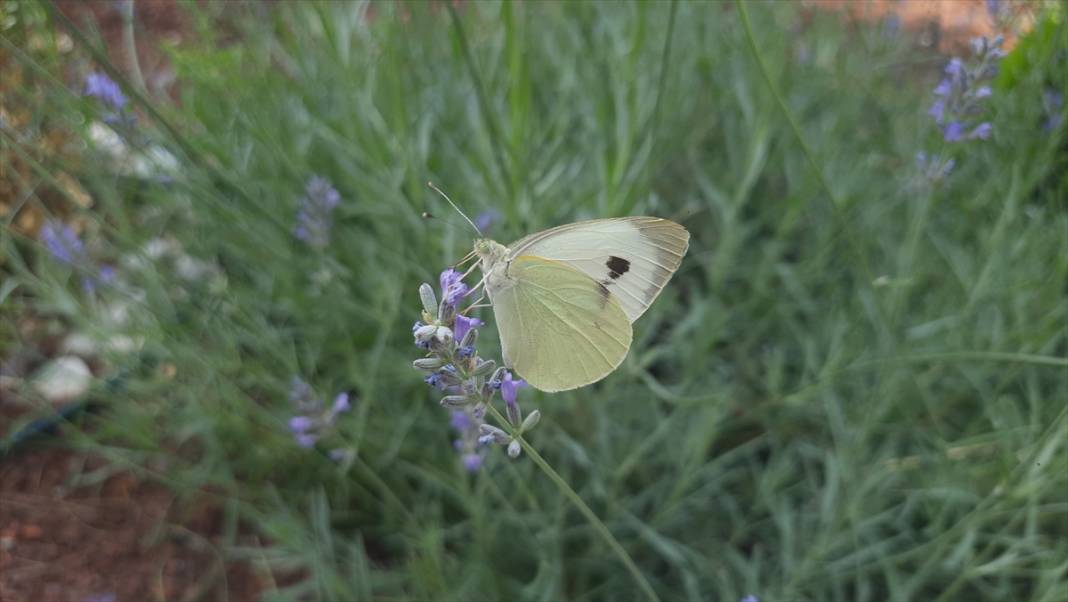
508, 217, 689, 322
491, 256, 632, 392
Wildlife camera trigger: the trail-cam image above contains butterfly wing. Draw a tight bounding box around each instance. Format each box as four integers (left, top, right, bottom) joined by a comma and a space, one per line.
508, 217, 689, 322
490, 255, 632, 392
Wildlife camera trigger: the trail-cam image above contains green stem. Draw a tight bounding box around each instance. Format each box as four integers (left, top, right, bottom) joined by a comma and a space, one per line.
483, 404, 661, 602
117, 0, 147, 95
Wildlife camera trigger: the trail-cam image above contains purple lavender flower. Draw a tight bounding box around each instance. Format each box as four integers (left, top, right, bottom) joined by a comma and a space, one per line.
41, 221, 85, 265
413, 268, 540, 464
84, 72, 127, 111
916, 152, 955, 182
943, 121, 965, 142
294, 176, 341, 249
475, 209, 500, 232
969, 122, 993, 140
740, 596, 759, 602
287, 378, 351, 449
454, 314, 483, 343
439, 268, 469, 307
1043, 89, 1064, 133
462, 453, 483, 472
500, 370, 526, 405
927, 37, 1002, 143
332, 392, 351, 413
450, 409, 471, 431
289, 416, 315, 433
927, 99, 946, 124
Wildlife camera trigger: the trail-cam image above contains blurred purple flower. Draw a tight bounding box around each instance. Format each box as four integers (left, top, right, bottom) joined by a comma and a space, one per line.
925, 36, 1002, 147
294, 176, 341, 249
41, 221, 85, 265
1043, 89, 1064, 132
332, 392, 351, 413
927, 99, 946, 124
450, 409, 471, 431
462, 453, 483, 472
969, 122, 993, 140
916, 152, 955, 182
943, 121, 965, 142
84, 72, 127, 110
475, 209, 500, 232
740, 596, 759, 602
287, 378, 351, 449
289, 416, 315, 433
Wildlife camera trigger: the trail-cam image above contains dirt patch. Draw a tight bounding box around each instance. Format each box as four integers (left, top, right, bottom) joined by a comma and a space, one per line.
0, 448, 263, 602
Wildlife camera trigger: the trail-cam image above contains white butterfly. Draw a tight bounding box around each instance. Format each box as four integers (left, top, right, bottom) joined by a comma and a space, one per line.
473, 217, 689, 392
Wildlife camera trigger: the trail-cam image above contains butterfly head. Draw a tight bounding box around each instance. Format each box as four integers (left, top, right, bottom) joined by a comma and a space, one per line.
474, 238, 508, 270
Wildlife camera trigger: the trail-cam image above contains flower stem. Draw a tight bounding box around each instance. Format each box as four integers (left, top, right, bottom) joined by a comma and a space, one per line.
483, 404, 661, 602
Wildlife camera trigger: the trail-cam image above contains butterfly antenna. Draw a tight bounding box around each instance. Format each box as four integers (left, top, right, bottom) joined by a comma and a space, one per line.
428, 181, 483, 237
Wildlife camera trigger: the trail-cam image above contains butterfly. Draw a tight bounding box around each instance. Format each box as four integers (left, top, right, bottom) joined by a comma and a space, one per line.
471, 217, 689, 392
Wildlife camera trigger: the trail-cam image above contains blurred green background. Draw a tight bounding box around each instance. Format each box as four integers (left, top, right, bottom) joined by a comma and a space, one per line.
1, 1, 1066, 601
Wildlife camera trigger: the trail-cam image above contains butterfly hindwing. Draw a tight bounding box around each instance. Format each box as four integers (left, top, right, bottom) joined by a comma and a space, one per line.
508, 217, 689, 322
490, 255, 632, 392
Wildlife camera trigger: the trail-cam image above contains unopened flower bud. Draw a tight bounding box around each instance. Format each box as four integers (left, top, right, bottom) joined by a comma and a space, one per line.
440, 395, 473, 408
520, 409, 540, 433
472, 359, 496, 377
419, 283, 438, 318
507, 439, 522, 458
478, 424, 511, 445
413, 357, 445, 370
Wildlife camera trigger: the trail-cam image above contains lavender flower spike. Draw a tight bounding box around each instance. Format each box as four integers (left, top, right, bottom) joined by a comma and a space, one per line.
294, 176, 342, 249
40, 221, 86, 265
412, 268, 540, 466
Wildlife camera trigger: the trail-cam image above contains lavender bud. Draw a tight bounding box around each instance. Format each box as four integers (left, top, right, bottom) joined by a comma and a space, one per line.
460, 326, 478, 348
471, 359, 496, 377
506, 399, 522, 427
520, 409, 540, 433
413, 357, 445, 370
507, 439, 522, 458
433, 326, 454, 345
419, 283, 438, 318
414, 324, 438, 342
478, 424, 511, 445
439, 298, 456, 325
489, 366, 507, 387
440, 395, 474, 408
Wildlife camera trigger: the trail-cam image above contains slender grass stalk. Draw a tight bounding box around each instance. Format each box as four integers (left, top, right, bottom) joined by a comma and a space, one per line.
483, 403, 662, 602
117, 0, 147, 95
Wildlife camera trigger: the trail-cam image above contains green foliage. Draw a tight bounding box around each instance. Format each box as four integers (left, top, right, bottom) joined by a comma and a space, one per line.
2, 2, 1066, 601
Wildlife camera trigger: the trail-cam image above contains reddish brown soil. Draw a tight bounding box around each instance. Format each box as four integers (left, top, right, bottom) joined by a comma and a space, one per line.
0, 448, 263, 602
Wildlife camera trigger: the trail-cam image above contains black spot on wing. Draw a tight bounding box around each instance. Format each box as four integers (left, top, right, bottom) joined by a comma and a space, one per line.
597, 281, 611, 301
606, 256, 630, 280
